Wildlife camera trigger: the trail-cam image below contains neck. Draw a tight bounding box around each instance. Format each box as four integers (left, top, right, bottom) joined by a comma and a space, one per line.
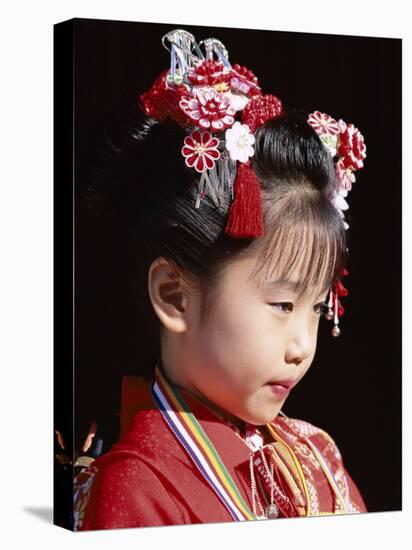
182, 385, 247, 432
154, 358, 247, 433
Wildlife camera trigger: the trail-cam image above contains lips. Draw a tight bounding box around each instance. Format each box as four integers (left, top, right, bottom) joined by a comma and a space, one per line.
268, 379, 297, 389
268, 383, 291, 398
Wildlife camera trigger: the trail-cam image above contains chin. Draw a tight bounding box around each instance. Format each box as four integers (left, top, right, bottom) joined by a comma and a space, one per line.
264, 406, 283, 424
244, 408, 280, 426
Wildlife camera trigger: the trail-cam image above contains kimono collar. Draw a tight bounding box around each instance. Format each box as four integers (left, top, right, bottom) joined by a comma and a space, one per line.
153, 359, 274, 450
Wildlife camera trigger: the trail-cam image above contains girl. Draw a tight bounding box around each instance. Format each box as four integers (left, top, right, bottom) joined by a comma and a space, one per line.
73, 28, 368, 529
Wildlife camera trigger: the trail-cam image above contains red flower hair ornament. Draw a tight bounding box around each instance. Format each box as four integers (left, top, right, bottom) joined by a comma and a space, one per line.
139, 29, 367, 337
307, 110, 367, 335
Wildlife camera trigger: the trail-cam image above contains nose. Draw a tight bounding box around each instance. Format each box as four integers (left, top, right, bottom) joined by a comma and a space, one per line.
284, 323, 315, 366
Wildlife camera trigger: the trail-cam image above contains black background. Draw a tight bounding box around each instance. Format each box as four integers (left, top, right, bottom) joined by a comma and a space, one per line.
70, 18, 401, 513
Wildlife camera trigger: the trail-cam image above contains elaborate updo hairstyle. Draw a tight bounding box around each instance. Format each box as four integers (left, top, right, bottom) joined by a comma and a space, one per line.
85, 97, 347, 380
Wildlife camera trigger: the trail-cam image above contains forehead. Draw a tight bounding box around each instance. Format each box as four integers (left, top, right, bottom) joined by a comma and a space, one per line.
241, 227, 335, 297
220, 251, 330, 302
260, 276, 331, 298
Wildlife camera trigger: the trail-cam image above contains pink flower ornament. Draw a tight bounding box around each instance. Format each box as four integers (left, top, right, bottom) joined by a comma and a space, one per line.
230, 76, 252, 95
181, 130, 221, 173
336, 158, 356, 191
179, 86, 236, 131
308, 110, 340, 136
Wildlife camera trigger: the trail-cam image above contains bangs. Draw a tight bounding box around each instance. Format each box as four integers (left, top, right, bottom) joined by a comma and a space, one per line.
248, 187, 347, 296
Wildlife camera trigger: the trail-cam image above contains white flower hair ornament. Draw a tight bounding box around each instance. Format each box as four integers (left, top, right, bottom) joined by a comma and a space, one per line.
139, 29, 367, 337
225, 122, 255, 163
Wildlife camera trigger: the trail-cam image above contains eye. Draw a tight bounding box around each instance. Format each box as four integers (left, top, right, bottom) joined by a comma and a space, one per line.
314, 302, 329, 316
270, 302, 294, 313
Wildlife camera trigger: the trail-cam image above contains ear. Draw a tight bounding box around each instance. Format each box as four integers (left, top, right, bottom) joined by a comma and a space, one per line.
148, 257, 195, 333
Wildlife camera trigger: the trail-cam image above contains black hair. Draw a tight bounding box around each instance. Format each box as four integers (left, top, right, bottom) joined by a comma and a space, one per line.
83, 98, 347, 380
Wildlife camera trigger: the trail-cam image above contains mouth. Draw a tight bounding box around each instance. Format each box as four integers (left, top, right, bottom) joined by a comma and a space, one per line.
265, 378, 299, 398
267, 378, 298, 390
267, 383, 291, 398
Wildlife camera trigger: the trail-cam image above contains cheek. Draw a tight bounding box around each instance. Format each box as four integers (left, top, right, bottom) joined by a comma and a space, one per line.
310, 317, 322, 347
198, 300, 280, 375
204, 295, 263, 346
198, 303, 249, 364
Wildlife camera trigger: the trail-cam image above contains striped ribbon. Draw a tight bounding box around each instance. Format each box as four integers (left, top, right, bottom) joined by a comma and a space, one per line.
151, 364, 256, 521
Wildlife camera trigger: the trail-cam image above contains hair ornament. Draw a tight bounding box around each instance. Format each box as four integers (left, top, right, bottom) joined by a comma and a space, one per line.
307, 110, 366, 230
139, 29, 367, 337
139, 28, 281, 239
307, 111, 366, 335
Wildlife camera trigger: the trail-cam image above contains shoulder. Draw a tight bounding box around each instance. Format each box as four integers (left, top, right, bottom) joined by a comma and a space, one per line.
74, 409, 190, 530
74, 448, 187, 530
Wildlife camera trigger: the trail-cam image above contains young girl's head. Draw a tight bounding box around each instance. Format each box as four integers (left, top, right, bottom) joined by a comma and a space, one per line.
112, 104, 347, 427
87, 31, 366, 427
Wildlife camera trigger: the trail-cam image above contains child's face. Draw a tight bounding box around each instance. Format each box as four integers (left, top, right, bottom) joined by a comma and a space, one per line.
162, 248, 330, 427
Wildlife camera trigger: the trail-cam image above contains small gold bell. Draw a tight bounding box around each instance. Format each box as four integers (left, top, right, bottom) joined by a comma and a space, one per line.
331, 325, 341, 337
325, 309, 334, 320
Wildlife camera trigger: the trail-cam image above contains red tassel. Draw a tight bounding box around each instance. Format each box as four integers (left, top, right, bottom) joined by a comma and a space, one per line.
224, 161, 264, 238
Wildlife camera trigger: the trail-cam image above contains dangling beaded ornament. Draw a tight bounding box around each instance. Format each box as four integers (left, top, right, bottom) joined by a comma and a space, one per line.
324, 268, 349, 337
249, 449, 282, 519
332, 290, 341, 337
266, 502, 280, 519
332, 325, 341, 337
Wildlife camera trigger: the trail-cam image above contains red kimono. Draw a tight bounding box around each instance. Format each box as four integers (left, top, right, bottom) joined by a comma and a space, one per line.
73, 375, 367, 530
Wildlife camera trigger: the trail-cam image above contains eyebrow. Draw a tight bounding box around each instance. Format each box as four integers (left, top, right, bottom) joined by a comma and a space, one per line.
263, 278, 331, 296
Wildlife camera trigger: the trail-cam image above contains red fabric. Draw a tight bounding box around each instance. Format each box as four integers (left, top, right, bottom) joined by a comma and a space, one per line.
75, 380, 367, 530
